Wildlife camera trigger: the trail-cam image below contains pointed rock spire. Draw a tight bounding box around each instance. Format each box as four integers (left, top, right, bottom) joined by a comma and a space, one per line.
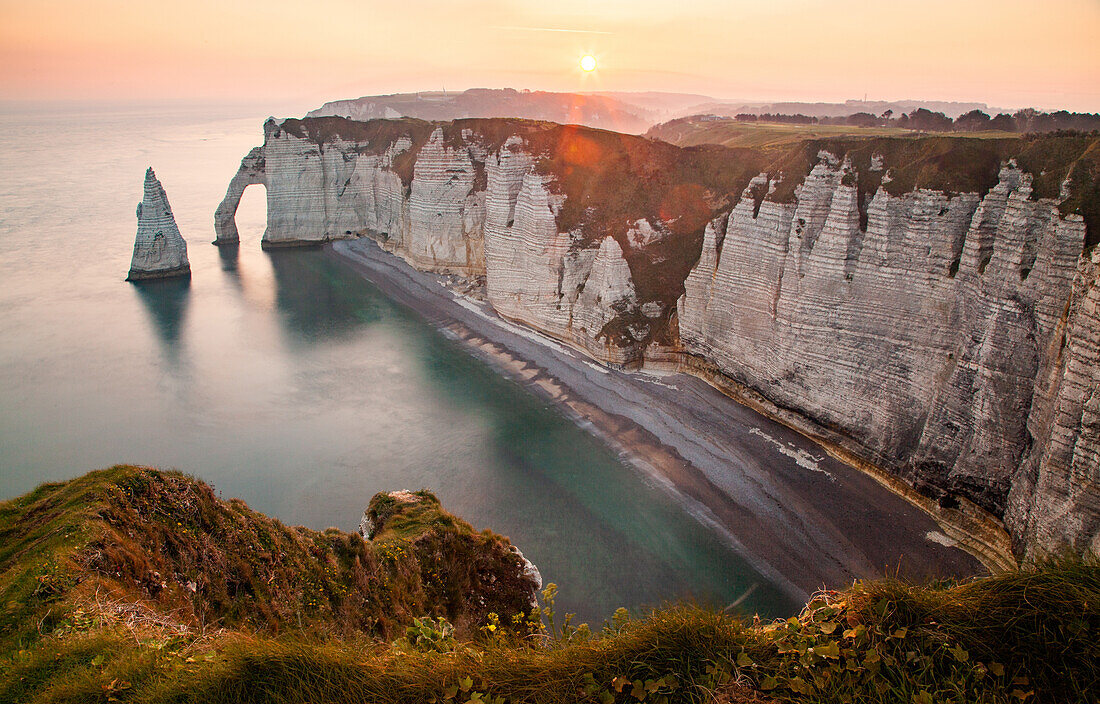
127, 168, 190, 281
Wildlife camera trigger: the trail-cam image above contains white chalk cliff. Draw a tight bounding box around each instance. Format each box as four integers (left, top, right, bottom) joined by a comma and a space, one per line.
216, 117, 1099, 559
128, 168, 189, 281
677, 157, 1094, 555
1007, 246, 1100, 555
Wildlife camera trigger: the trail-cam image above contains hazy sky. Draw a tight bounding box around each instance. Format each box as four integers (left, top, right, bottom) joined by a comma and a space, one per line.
2, 0, 1098, 112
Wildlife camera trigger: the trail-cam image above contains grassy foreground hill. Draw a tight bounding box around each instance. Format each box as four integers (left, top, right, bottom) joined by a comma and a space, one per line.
1, 468, 1097, 703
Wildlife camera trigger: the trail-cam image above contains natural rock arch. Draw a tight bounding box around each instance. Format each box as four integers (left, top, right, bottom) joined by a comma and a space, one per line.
213, 146, 266, 246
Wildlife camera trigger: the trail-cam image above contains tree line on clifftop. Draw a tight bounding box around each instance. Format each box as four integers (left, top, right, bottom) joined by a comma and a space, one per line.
729, 107, 1100, 133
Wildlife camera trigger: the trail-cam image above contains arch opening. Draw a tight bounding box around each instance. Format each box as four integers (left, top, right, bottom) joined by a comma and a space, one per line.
213, 146, 266, 246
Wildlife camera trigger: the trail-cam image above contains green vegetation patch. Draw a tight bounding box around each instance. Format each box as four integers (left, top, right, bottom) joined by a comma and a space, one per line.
0, 471, 106, 652
531, 130, 765, 302
366, 490, 473, 542
0, 467, 538, 660
646, 118, 927, 151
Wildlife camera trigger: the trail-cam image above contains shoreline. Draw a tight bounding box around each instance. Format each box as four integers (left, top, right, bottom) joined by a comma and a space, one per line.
328, 237, 991, 601
657, 353, 1018, 574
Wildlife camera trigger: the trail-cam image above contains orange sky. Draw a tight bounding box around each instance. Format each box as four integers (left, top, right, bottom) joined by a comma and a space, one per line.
1, 0, 1098, 112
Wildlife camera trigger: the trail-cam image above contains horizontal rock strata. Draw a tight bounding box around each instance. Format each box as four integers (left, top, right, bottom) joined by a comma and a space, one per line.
128, 168, 189, 281
678, 157, 1093, 545
1005, 247, 1100, 555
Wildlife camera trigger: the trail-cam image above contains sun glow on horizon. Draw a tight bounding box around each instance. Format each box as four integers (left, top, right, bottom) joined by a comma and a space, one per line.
0, 0, 1096, 110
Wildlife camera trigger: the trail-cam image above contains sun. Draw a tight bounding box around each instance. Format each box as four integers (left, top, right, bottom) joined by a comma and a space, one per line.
579, 55, 597, 72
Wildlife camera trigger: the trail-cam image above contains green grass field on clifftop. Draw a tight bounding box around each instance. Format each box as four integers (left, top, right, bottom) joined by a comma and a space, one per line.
644, 119, 1016, 151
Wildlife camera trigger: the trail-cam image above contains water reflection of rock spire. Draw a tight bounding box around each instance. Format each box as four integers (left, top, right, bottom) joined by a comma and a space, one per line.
133, 277, 191, 365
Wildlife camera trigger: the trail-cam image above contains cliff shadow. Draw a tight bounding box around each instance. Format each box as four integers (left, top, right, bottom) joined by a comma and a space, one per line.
215, 241, 245, 292
266, 249, 386, 346
217, 241, 241, 272
132, 276, 191, 366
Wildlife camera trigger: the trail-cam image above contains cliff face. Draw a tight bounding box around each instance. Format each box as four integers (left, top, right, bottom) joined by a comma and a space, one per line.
678, 157, 1087, 518
480, 150, 646, 364
217, 117, 1099, 558
214, 116, 750, 350
1006, 248, 1100, 554
215, 119, 485, 264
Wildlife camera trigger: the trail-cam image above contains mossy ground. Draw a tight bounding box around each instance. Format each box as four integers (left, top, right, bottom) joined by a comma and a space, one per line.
0, 468, 537, 688
1, 469, 1097, 703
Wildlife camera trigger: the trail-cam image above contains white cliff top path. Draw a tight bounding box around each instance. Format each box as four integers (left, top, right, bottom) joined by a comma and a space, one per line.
127, 167, 190, 281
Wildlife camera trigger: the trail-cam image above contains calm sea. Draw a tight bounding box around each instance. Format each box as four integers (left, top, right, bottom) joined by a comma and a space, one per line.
0, 102, 796, 623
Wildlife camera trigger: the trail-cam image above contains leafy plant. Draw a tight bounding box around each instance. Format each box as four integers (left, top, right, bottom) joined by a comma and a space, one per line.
394, 616, 456, 653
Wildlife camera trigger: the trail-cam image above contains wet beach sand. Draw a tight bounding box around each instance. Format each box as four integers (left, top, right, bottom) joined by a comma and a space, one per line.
330, 237, 983, 602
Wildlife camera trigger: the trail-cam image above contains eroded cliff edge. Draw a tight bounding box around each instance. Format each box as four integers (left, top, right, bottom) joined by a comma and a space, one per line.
215, 117, 1100, 559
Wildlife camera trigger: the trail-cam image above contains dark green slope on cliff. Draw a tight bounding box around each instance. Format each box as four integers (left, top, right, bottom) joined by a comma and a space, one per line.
0, 466, 537, 655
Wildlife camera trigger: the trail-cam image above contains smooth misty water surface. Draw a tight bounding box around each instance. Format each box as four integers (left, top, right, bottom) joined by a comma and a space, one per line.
0, 103, 796, 623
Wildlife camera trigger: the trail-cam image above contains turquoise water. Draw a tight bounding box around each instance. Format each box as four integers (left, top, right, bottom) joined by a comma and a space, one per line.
0, 103, 796, 623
